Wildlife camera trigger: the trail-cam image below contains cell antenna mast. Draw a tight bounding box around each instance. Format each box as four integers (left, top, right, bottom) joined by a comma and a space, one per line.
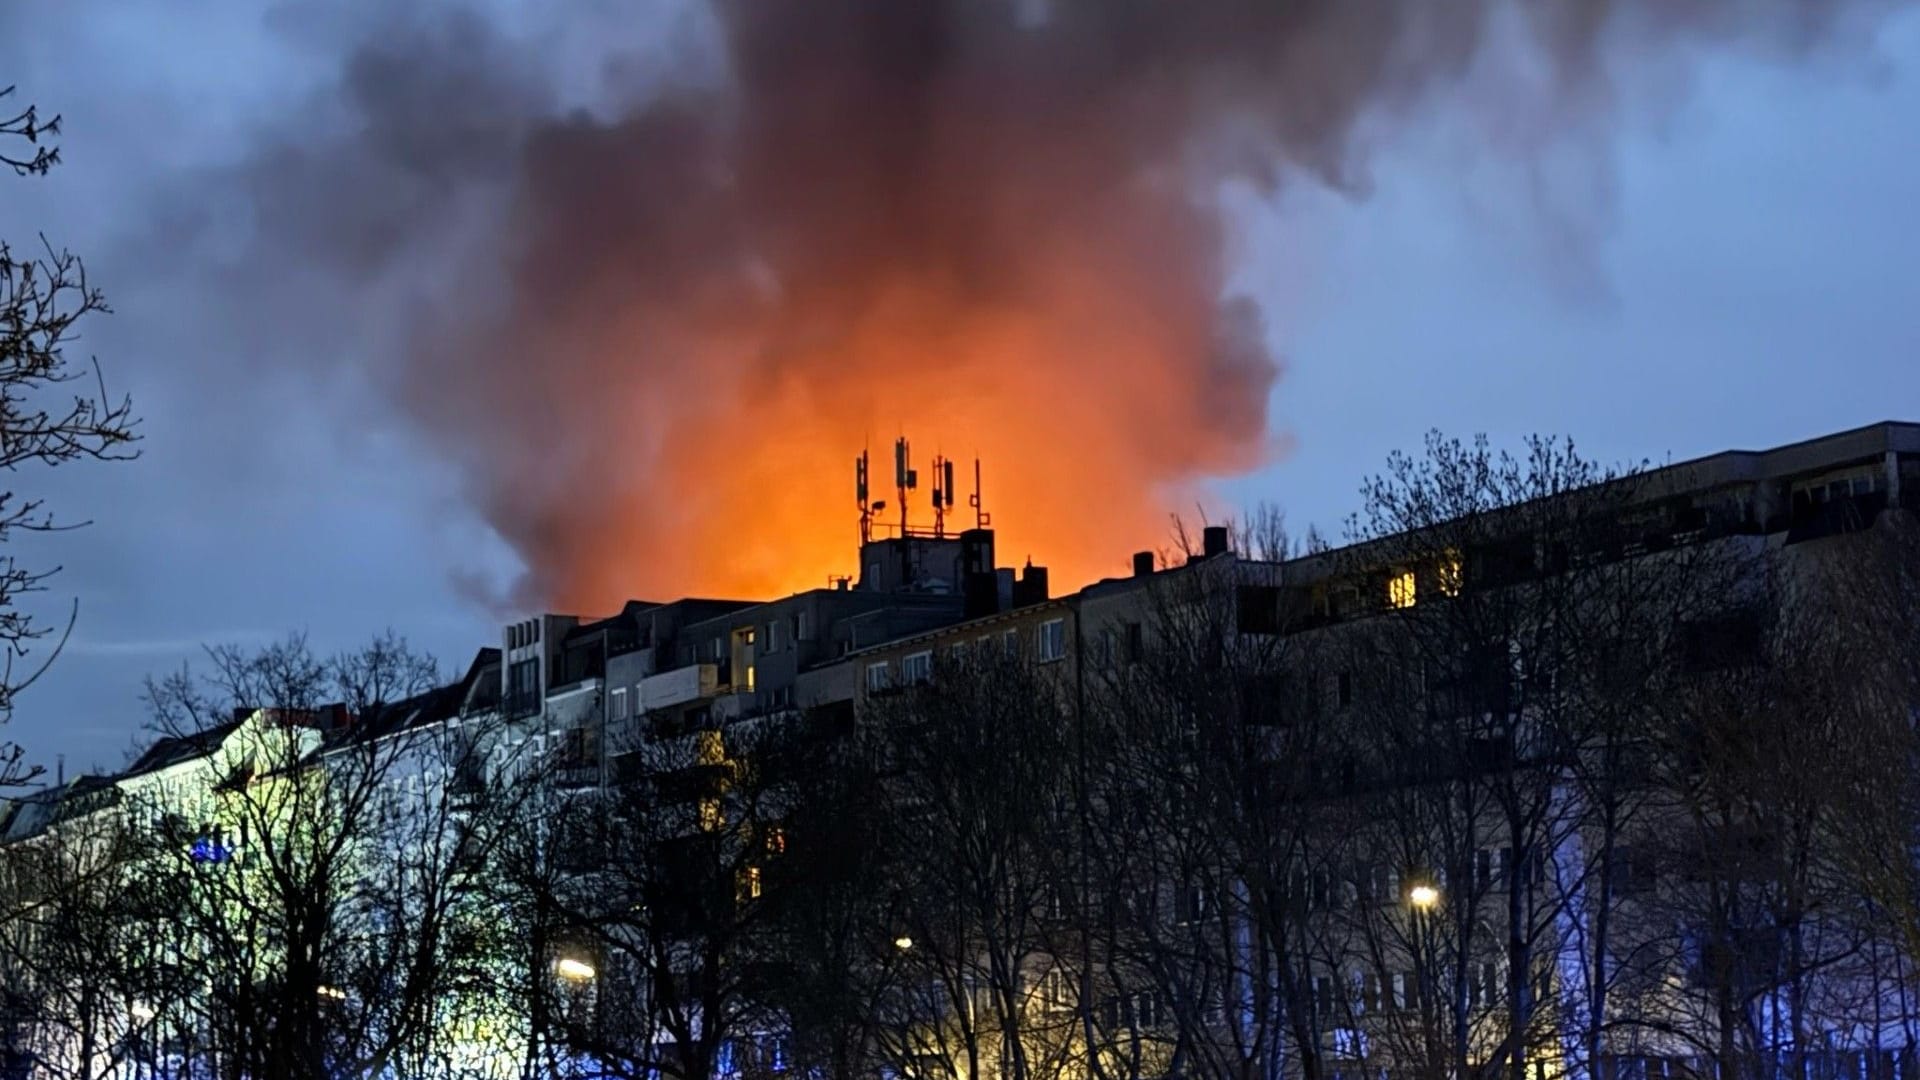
855, 449, 872, 545
931, 454, 959, 538
894, 436, 917, 537
970, 457, 991, 529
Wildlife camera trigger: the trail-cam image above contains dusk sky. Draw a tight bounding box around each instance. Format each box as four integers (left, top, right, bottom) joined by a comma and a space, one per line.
1, 2, 1916, 776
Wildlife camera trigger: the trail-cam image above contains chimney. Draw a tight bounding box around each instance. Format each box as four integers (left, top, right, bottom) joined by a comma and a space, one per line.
1132, 550, 1155, 577
1012, 560, 1050, 608
1202, 525, 1229, 559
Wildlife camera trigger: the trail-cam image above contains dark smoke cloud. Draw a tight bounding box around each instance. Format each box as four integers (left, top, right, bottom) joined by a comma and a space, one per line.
211, 0, 1901, 609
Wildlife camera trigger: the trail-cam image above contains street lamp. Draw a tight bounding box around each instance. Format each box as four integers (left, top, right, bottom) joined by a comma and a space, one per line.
555, 956, 597, 981
1407, 884, 1440, 909
892, 935, 914, 951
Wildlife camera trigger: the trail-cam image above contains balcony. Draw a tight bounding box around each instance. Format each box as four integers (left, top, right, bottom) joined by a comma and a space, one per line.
552, 761, 602, 790
639, 663, 719, 712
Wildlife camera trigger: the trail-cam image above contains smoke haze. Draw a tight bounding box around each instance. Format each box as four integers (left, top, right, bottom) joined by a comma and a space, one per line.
211, 0, 1898, 609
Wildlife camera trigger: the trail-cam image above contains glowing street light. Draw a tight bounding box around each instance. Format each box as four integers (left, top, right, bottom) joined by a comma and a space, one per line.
317, 985, 348, 1002
556, 956, 598, 981
1407, 884, 1440, 910
892, 935, 914, 951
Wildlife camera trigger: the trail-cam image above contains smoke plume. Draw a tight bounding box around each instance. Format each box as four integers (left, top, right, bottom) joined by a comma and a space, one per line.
224, 0, 1897, 609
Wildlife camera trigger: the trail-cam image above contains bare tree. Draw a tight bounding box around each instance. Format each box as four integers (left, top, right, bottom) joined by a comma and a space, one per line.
0, 85, 139, 779
863, 647, 1080, 1080
115, 632, 510, 1080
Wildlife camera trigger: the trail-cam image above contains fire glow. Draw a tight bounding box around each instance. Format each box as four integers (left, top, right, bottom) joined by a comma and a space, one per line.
265, 2, 1892, 613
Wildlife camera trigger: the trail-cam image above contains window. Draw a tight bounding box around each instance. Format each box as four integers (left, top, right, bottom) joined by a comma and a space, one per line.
866, 662, 893, 692
902, 651, 933, 685
609, 687, 628, 720
1609, 845, 1657, 897
1437, 550, 1464, 597
1037, 619, 1066, 662
765, 827, 786, 855
1175, 881, 1209, 924
1003, 629, 1019, 659
1388, 569, 1417, 609
948, 640, 969, 667
796, 610, 813, 641
739, 865, 763, 901
1314, 975, 1337, 1017
1470, 961, 1499, 1008
744, 664, 755, 692
765, 620, 781, 653
696, 730, 726, 766
1040, 968, 1074, 1012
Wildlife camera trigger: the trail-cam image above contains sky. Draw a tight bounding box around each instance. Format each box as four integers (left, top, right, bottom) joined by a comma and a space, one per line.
1, 3, 1916, 776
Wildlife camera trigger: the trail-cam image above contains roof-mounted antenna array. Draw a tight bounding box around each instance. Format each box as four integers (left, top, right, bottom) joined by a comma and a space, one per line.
857, 438, 987, 542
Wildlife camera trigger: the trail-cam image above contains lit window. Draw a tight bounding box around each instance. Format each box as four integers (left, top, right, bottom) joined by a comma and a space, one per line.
902, 651, 933, 685
744, 664, 756, 692
866, 662, 892, 692
766, 827, 786, 855
1436, 550, 1464, 597
699, 797, 723, 832
1037, 619, 1066, 662
1388, 570, 1417, 609
739, 865, 763, 901
696, 730, 725, 766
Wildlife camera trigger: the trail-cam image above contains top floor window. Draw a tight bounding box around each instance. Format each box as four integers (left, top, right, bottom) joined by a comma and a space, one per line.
1388, 570, 1417, 610
866, 662, 892, 692
902, 651, 933, 685
1037, 619, 1067, 663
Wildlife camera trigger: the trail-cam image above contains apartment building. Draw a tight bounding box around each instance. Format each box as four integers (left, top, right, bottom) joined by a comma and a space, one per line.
4, 420, 1917, 1080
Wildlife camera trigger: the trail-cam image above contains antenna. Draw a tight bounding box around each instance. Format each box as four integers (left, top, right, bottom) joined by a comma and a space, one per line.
894, 436, 916, 537
931, 454, 958, 538
856, 449, 872, 545
969, 457, 991, 529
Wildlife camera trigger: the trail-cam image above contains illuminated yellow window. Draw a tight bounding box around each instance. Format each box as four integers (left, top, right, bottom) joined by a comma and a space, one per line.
696, 730, 725, 766
1388, 570, 1417, 609
745, 665, 756, 692
766, 826, 786, 855
1437, 551, 1463, 597
699, 797, 723, 832
739, 865, 762, 901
